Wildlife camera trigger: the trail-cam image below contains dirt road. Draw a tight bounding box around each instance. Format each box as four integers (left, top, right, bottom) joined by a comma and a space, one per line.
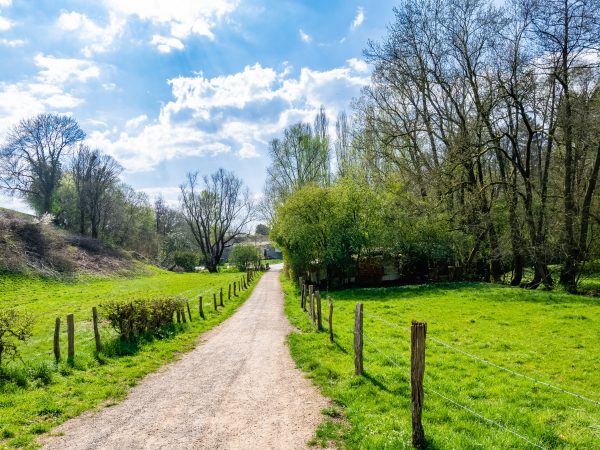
42, 265, 327, 450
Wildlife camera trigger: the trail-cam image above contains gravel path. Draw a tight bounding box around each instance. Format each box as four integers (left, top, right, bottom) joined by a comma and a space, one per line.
41, 265, 328, 450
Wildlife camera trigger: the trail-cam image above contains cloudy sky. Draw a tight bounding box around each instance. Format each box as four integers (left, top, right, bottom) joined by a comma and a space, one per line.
0, 0, 395, 212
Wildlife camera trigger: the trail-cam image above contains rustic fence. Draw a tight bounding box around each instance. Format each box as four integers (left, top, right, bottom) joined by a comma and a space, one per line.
296, 279, 599, 449
49, 269, 258, 364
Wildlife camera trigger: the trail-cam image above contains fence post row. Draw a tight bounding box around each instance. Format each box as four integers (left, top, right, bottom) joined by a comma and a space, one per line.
316, 290, 323, 331
411, 320, 427, 448
67, 313, 75, 363
92, 307, 102, 352
328, 297, 333, 342
54, 317, 61, 362
186, 301, 193, 321
354, 303, 363, 375
199, 296, 205, 319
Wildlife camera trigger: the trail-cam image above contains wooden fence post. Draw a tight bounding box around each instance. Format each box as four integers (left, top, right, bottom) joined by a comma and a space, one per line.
308, 285, 314, 321
220, 287, 224, 307
67, 313, 75, 363
92, 307, 101, 352
181, 307, 187, 323
301, 283, 306, 311
53, 317, 60, 362
316, 290, 323, 331
213, 293, 218, 311
176, 309, 181, 323
186, 301, 193, 321
228, 283, 231, 300
328, 297, 333, 342
199, 296, 205, 319
234, 281, 237, 296
411, 320, 427, 448
354, 303, 363, 375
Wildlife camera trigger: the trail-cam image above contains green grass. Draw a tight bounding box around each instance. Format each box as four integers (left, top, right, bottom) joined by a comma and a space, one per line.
0, 267, 260, 449
283, 277, 600, 449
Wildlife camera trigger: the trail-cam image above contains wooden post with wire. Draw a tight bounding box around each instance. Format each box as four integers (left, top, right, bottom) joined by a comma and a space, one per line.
411, 320, 427, 448
308, 285, 314, 321
67, 313, 75, 363
328, 297, 333, 342
316, 290, 323, 331
199, 296, 205, 319
353, 303, 363, 375
186, 301, 193, 321
53, 317, 61, 362
92, 307, 101, 352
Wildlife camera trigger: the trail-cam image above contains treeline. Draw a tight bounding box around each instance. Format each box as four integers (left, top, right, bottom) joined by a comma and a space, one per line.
0, 114, 256, 271
268, 0, 600, 293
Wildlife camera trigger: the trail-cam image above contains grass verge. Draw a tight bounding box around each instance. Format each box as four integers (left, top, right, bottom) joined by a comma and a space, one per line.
282, 275, 600, 449
0, 268, 261, 448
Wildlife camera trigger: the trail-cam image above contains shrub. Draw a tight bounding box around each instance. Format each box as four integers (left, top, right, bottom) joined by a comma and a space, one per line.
173, 251, 198, 272
0, 309, 34, 367
229, 244, 261, 271
102, 296, 185, 341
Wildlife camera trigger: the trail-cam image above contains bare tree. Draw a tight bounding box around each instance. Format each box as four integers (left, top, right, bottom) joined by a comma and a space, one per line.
180, 168, 254, 272
0, 114, 85, 214
71, 145, 122, 238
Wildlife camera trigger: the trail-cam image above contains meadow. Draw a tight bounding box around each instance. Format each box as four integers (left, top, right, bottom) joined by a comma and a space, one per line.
0, 267, 260, 448
282, 278, 600, 449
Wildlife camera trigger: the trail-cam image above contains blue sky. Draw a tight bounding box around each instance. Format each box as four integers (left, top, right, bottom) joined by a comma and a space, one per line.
0, 0, 396, 211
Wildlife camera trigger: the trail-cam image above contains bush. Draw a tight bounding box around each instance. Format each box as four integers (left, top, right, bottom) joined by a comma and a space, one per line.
173, 251, 198, 272
229, 244, 261, 271
102, 296, 185, 341
0, 309, 34, 367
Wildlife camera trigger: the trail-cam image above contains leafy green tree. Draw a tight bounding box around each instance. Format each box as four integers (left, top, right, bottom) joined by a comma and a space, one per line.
0, 309, 33, 367
229, 244, 261, 271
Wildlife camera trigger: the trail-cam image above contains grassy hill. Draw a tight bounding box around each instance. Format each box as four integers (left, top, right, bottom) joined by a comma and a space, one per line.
0, 208, 137, 278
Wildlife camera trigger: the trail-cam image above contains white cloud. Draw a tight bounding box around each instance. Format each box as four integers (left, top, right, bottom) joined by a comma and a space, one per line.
239, 142, 259, 159
90, 61, 369, 172
0, 55, 100, 134
0, 38, 24, 47
125, 114, 148, 130
34, 54, 100, 84
103, 0, 238, 42
151, 35, 184, 53
351, 7, 364, 30
0, 0, 12, 7
57, 11, 124, 56
347, 57, 369, 73
299, 29, 311, 43
0, 16, 12, 31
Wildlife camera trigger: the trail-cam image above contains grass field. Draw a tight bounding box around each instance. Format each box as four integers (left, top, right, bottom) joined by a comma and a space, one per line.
0, 267, 260, 448
283, 277, 600, 449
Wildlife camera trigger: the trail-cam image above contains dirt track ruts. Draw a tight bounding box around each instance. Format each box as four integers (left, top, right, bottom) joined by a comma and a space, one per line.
41, 265, 327, 450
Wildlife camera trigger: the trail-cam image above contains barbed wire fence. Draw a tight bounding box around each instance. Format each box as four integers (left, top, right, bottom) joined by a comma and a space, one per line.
296, 280, 599, 449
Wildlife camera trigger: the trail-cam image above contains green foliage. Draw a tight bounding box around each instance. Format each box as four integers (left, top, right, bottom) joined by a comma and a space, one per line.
173, 251, 198, 272
282, 275, 600, 449
228, 244, 261, 271
102, 296, 185, 341
0, 309, 33, 366
271, 176, 459, 283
